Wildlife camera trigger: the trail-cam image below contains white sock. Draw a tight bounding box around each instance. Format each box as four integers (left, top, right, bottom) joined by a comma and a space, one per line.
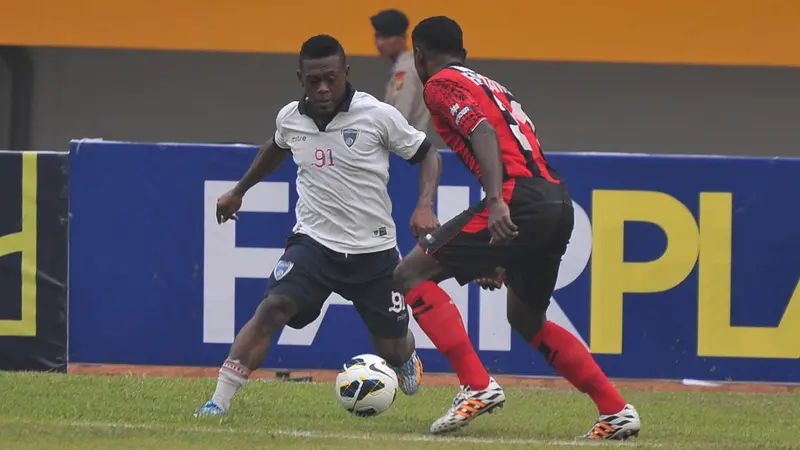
211, 359, 250, 412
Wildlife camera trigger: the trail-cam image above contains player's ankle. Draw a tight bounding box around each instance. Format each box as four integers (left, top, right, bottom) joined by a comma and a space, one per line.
585, 374, 626, 415
469, 375, 491, 392
391, 351, 417, 371
222, 358, 252, 379
210, 359, 251, 411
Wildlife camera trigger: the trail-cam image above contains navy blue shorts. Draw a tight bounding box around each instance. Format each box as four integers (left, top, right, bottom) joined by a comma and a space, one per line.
266, 233, 407, 339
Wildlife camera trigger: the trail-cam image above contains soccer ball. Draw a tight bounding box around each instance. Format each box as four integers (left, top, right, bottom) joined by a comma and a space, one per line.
335, 353, 398, 417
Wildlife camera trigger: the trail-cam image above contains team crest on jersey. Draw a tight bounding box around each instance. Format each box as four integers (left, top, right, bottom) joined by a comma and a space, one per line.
273, 260, 294, 280
342, 128, 360, 148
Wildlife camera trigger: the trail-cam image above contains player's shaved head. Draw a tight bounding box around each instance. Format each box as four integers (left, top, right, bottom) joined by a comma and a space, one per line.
411, 16, 464, 58
297, 34, 351, 117
299, 34, 347, 71
411, 16, 466, 84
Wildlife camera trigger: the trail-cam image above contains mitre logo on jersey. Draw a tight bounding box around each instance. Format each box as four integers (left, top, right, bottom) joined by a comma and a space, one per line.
342, 128, 360, 148
450, 104, 460, 116
273, 260, 294, 280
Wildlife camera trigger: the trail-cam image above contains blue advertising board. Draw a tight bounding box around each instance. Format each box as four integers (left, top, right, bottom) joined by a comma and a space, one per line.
68, 139, 800, 382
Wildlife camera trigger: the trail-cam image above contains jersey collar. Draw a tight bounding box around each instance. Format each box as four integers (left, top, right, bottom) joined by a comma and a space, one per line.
424, 62, 470, 87
444, 62, 470, 71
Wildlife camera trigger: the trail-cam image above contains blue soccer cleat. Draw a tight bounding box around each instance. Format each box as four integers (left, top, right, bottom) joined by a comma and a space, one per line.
392, 351, 423, 396
193, 400, 226, 417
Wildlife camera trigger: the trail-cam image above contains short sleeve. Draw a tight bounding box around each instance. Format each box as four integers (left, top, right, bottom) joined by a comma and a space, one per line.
376, 102, 431, 165
273, 105, 292, 150
423, 78, 487, 137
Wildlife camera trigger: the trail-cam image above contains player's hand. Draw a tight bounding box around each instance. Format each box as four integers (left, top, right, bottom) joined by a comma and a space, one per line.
473, 267, 505, 290
410, 206, 440, 238
216, 190, 243, 224
487, 198, 518, 245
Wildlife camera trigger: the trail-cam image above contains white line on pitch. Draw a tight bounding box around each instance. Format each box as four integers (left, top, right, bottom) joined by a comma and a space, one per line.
3, 420, 659, 448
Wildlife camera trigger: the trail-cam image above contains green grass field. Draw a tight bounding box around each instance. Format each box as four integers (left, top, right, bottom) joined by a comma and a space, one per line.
0, 372, 797, 449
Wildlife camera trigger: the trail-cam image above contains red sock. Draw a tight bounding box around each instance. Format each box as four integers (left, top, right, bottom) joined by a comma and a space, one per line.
406, 281, 490, 390
532, 321, 626, 415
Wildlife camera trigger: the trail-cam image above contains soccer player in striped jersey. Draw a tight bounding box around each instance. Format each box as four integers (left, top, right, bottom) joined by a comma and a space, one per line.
392, 16, 641, 439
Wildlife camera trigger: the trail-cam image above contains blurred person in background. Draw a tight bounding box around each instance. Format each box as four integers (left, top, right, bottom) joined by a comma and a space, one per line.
371, 9, 431, 134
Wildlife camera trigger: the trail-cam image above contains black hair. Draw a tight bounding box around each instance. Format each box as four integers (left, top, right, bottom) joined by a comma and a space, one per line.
299, 34, 346, 70
411, 16, 464, 56
370, 9, 409, 37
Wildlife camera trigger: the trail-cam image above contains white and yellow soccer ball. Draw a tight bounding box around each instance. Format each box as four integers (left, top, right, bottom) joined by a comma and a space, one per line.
335, 353, 398, 417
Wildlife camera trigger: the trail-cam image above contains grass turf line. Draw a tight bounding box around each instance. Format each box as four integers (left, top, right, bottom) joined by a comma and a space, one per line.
0, 372, 797, 449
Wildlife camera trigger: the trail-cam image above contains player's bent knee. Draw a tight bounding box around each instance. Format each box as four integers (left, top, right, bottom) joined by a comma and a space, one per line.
392, 262, 419, 294
393, 249, 440, 294
506, 289, 547, 342
507, 307, 538, 341
252, 294, 298, 332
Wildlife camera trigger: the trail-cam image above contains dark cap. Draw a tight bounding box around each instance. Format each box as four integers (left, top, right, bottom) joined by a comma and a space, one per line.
370, 9, 409, 37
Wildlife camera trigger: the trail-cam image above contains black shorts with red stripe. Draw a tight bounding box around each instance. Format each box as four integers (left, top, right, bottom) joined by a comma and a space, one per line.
419, 176, 574, 310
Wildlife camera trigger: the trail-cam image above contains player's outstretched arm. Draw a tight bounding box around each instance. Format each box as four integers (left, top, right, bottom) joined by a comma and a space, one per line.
469, 121, 504, 202
375, 100, 442, 237
215, 138, 290, 224
232, 138, 290, 197
469, 121, 518, 244
422, 77, 517, 244
417, 146, 441, 209
410, 148, 442, 237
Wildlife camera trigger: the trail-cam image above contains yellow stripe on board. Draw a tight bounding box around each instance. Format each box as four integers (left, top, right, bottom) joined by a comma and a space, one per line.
0, 152, 38, 337
1, 0, 799, 67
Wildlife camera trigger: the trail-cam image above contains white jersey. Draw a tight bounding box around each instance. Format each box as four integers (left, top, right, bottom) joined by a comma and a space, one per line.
274, 88, 429, 254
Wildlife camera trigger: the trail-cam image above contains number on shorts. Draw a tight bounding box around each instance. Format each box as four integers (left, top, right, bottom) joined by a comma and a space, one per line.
388, 291, 406, 313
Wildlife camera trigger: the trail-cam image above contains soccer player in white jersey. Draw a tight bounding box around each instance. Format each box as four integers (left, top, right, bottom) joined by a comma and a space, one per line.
194, 35, 445, 417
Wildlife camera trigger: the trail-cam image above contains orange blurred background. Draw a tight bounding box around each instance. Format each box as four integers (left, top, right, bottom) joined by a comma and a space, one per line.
1, 0, 799, 66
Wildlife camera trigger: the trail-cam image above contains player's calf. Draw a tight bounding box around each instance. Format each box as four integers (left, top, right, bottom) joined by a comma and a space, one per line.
530, 320, 628, 416
195, 294, 299, 417
507, 289, 629, 419
506, 294, 546, 342
394, 247, 491, 392
370, 330, 423, 396
229, 294, 298, 368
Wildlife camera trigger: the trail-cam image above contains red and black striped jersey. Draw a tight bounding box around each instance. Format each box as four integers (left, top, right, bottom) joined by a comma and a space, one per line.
423, 65, 561, 185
